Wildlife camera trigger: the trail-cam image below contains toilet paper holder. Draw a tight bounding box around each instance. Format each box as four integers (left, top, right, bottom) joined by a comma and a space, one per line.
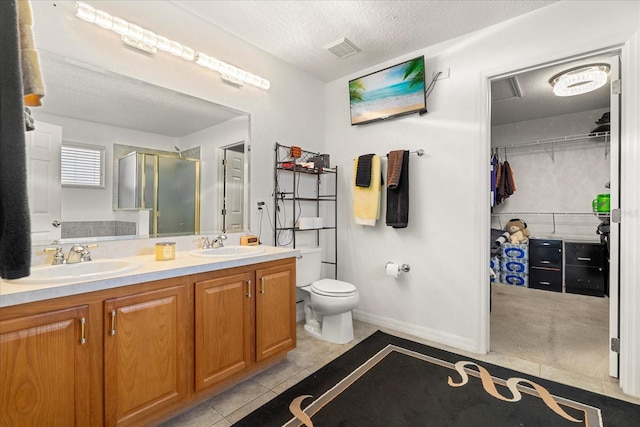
386, 262, 411, 273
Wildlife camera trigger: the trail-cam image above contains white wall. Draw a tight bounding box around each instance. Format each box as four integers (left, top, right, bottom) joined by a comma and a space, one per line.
324, 0, 640, 356
491, 108, 610, 240
31, 1, 326, 244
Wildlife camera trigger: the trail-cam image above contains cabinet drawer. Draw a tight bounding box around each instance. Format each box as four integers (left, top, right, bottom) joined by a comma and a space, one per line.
565, 265, 606, 296
530, 247, 562, 268
529, 267, 562, 292
529, 238, 562, 249
564, 242, 606, 267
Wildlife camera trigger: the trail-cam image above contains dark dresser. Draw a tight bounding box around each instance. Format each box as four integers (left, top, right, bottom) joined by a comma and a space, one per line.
564, 241, 609, 297
529, 238, 563, 292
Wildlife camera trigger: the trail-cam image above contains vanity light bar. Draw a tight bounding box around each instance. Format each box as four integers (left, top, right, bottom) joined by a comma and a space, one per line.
75, 2, 270, 90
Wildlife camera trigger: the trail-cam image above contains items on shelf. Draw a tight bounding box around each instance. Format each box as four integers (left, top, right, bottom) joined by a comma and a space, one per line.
274, 142, 338, 278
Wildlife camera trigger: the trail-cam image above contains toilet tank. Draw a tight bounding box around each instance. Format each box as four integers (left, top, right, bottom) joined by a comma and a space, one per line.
296, 247, 323, 287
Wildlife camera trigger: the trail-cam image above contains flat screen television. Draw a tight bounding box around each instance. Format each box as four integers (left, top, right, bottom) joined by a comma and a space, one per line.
349, 56, 426, 125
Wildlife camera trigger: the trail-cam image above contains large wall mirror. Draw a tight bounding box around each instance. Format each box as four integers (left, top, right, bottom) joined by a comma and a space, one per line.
28, 51, 251, 244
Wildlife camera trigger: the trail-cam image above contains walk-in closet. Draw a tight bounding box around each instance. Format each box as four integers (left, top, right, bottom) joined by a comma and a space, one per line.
489, 51, 620, 382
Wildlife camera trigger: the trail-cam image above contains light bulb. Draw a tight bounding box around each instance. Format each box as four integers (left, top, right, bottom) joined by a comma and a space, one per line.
112, 18, 128, 35
127, 24, 144, 42
95, 10, 113, 29
195, 52, 209, 67
169, 41, 183, 57
156, 36, 171, 52
181, 46, 195, 62
76, 2, 96, 22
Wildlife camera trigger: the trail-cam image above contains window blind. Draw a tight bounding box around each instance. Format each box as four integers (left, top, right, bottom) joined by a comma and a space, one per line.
61, 144, 105, 187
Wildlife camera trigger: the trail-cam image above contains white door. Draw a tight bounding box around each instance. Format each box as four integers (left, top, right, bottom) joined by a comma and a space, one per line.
608, 55, 621, 378
25, 121, 62, 244
224, 148, 245, 231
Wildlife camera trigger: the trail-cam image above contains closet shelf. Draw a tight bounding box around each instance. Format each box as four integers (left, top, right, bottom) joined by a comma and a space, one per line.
491, 212, 608, 235
493, 132, 610, 162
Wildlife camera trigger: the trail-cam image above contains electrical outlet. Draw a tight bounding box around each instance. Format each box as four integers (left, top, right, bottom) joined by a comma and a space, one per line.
257, 201, 264, 211
433, 68, 450, 80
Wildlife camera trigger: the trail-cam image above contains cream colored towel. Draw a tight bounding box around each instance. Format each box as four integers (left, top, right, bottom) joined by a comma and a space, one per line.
17, 0, 45, 107
353, 155, 381, 226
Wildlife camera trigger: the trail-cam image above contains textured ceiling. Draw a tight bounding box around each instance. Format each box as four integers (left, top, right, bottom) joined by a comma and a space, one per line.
36, 0, 610, 134
173, 0, 557, 82
491, 53, 614, 126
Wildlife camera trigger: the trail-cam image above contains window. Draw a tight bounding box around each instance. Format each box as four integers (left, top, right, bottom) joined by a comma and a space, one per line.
61, 143, 105, 188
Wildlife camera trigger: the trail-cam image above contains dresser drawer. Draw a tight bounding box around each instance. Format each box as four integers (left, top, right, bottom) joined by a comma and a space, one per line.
529, 267, 562, 292
530, 247, 563, 269
529, 238, 562, 249
565, 265, 607, 297
564, 242, 606, 267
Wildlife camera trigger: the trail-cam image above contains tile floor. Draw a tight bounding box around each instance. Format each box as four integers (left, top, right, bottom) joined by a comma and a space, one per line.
162, 290, 639, 426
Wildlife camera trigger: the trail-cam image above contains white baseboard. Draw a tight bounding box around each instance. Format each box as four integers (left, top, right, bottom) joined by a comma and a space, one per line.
352, 309, 480, 354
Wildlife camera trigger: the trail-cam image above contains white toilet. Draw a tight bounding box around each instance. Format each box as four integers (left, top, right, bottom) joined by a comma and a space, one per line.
296, 247, 359, 344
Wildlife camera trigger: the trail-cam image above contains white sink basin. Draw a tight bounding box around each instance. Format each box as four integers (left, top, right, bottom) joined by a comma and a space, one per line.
5, 259, 141, 285
190, 246, 265, 259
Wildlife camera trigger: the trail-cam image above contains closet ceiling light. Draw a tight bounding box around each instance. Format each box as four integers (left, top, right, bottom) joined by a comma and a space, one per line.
549, 64, 609, 97
74, 2, 270, 90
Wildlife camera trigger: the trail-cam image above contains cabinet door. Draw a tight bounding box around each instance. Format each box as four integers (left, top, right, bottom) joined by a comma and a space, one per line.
104, 283, 187, 426
255, 262, 296, 361
0, 305, 90, 427
194, 271, 252, 391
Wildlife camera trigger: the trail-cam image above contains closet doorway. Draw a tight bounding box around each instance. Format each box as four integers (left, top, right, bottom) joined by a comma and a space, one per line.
488, 50, 621, 380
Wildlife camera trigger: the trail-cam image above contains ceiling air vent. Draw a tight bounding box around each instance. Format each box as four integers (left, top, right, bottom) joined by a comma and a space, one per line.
324, 37, 360, 59
491, 76, 523, 102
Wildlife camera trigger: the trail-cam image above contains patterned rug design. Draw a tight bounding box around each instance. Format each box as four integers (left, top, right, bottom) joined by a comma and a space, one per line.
235, 331, 639, 426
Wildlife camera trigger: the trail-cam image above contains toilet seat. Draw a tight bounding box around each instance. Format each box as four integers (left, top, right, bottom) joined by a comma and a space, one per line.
311, 279, 357, 297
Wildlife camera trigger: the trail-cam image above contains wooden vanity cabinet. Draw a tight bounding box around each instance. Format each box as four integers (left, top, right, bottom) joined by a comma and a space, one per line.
194, 270, 253, 392
255, 262, 296, 361
104, 280, 189, 426
0, 305, 91, 427
0, 257, 296, 426
192, 258, 296, 394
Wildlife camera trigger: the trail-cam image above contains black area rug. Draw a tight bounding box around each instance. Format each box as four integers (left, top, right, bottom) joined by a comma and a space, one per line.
234, 331, 639, 426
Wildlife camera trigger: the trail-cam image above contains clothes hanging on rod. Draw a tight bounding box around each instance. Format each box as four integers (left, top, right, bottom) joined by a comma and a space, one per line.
493, 151, 517, 206
490, 151, 498, 207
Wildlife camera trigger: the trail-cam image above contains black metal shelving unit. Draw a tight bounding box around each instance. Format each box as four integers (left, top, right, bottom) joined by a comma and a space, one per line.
274, 142, 337, 279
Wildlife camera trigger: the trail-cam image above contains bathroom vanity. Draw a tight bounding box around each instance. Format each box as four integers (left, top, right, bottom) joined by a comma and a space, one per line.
0, 247, 297, 426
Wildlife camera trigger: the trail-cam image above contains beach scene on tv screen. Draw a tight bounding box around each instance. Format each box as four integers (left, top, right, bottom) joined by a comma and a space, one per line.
349, 57, 425, 125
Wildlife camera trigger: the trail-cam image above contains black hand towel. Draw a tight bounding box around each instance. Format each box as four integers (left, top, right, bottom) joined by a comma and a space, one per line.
1, 0, 32, 279
386, 150, 409, 228
355, 154, 375, 187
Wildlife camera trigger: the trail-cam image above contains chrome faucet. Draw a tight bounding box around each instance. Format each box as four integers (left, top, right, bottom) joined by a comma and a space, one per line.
200, 236, 212, 249
44, 242, 65, 265
211, 234, 227, 248
66, 243, 98, 264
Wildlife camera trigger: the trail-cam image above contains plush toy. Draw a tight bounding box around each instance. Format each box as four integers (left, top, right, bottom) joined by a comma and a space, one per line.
504, 218, 530, 244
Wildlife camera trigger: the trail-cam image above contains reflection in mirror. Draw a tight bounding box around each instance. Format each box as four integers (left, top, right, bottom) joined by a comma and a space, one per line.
28, 51, 250, 244
114, 144, 200, 237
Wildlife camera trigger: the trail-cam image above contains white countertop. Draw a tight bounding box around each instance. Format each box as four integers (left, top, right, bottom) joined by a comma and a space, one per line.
0, 246, 299, 308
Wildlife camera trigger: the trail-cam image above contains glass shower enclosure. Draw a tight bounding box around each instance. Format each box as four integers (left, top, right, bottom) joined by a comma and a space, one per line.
118, 151, 200, 237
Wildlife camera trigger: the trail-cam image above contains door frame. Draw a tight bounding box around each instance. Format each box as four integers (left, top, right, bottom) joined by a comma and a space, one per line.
216, 141, 245, 233
479, 37, 640, 397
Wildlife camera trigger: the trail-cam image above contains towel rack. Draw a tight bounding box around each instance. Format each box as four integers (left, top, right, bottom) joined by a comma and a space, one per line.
354, 149, 425, 160
385, 149, 425, 157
